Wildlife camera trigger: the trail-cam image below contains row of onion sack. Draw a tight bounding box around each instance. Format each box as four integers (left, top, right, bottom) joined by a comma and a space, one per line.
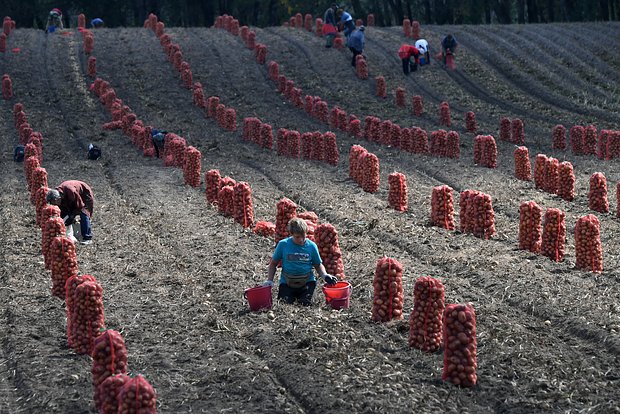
14, 100, 157, 412
0, 16, 16, 53
373, 259, 477, 387
552, 124, 620, 159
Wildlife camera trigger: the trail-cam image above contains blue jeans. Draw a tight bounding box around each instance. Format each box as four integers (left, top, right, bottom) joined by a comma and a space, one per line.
80, 212, 93, 240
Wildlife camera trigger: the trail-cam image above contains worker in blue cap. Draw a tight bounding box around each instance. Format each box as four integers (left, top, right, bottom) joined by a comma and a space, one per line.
91, 18, 104, 28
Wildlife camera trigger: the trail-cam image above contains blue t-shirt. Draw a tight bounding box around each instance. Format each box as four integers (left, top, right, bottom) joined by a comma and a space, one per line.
272, 237, 322, 285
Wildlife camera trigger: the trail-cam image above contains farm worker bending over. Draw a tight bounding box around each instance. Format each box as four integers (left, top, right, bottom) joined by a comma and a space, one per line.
415, 38, 430, 65
398, 44, 420, 75
46, 180, 94, 245
441, 34, 458, 65
264, 218, 338, 306
348, 26, 365, 67
91, 18, 104, 28
45, 8, 64, 33
337, 8, 356, 43
323, 3, 339, 48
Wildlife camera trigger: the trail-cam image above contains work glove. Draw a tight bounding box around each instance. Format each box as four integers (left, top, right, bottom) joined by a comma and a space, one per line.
262, 280, 274, 287
323, 274, 338, 286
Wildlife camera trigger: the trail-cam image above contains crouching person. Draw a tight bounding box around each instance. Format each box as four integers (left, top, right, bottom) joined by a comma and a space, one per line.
46, 180, 95, 245
264, 218, 338, 306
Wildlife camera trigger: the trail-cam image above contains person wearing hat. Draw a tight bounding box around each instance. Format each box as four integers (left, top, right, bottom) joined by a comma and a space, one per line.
415, 38, 430, 65
441, 34, 458, 65
91, 18, 104, 28
263, 218, 338, 306
45, 8, 64, 33
398, 43, 421, 75
46, 180, 95, 245
337, 8, 356, 44
348, 25, 365, 67
323, 3, 339, 48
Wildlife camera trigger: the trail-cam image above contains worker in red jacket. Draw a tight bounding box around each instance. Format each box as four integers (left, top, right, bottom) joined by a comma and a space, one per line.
46, 180, 95, 245
398, 44, 420, 75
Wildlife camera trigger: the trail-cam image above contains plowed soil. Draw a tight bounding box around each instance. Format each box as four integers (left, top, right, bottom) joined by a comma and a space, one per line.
0, 21, 619, 413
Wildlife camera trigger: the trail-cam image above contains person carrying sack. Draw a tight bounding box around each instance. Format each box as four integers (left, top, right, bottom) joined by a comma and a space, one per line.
264, 218, 337, 306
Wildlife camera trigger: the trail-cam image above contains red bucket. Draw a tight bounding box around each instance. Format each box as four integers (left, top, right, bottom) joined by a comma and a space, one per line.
322, 281, 352, 310
244, 285, 272, 311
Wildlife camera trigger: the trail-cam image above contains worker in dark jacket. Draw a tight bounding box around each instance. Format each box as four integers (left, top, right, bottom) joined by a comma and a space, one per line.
323, 3, 339, 48
45, 8, 64, 33
441, 34, 458, 65
398, 44, 420, 75
46, 180, 95, 244
348, 26, 365, 66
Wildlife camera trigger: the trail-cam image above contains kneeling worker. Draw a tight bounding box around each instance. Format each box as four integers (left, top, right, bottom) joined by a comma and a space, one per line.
264, 218, 338, 306
46, 180, 95, 245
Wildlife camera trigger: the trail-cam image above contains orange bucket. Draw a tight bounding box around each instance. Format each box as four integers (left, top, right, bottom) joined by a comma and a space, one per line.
244, 285, 272, 311
322, 281, 352, 310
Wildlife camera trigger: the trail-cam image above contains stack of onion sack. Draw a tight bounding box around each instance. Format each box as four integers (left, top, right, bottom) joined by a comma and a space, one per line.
375, 76, 386, 98
499, 117, 511, 141
570, 125, 585, 155
43, 217, 66, 270
446, 131, 460, 159
34, 186, 50, 226
275, 198, 297, 243
206, 96, 220, 118
541, 208, 566, 262
192, 82, 205, 108
442, 304, 477, 387
356, 55, 368, 79
543, 157, 559, 194
514, 146, 531, 181
412, 127, 429, 153
50, 236, 78, 298
92, 330, 128, 411
552, 124, 566, 149
408, 276, 445, 352
372, 257, 404, 322
253, 221, 276, 237
403, 19, 411, 37
412, 96, 423, 116
315, 223, 345, 280
30, 167, 48, 204
98, 374, 130, 414
511, 118, 525, 144
205, 169, 221, 204
429, 130, 447, 157
439, 102, 451, 127
518, 201, 542, 253
40, 205, 60, 230
65, 275, 94, 347
217, 178, 236, 217
557, 161, 575, 201
533, 154, 546, 190
395, 88, 406, 107
2, 74, 12, 100
323, 132, 339, 166
574, 215, 603, 273
360, 152, 380, 193
88, 56, 97, 77
458, 190, 477, 234
466, 192, 495, 240
588, 172, 609, 213
583, 125, 597, 155
431, 185, 455, 230
116, 375, 156, 414
304, 14, 312, 31
297, 211, 318, 242
68, 276, 105, 355
388, 172, 408, 212
349, 145, 366, 182
233, 182, 254, 228
473, 135, 497, 168
182, 146, 201, 188
465, 111, 477, 133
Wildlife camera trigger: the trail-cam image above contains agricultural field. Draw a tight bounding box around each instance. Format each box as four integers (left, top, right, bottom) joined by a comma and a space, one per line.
1, 14, 620, 413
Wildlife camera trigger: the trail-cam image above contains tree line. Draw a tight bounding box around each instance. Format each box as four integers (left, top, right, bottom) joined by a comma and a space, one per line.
2, 0, 618, 28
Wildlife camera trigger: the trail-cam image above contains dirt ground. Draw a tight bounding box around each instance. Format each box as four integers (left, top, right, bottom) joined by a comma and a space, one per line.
0, 20, 619, 413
